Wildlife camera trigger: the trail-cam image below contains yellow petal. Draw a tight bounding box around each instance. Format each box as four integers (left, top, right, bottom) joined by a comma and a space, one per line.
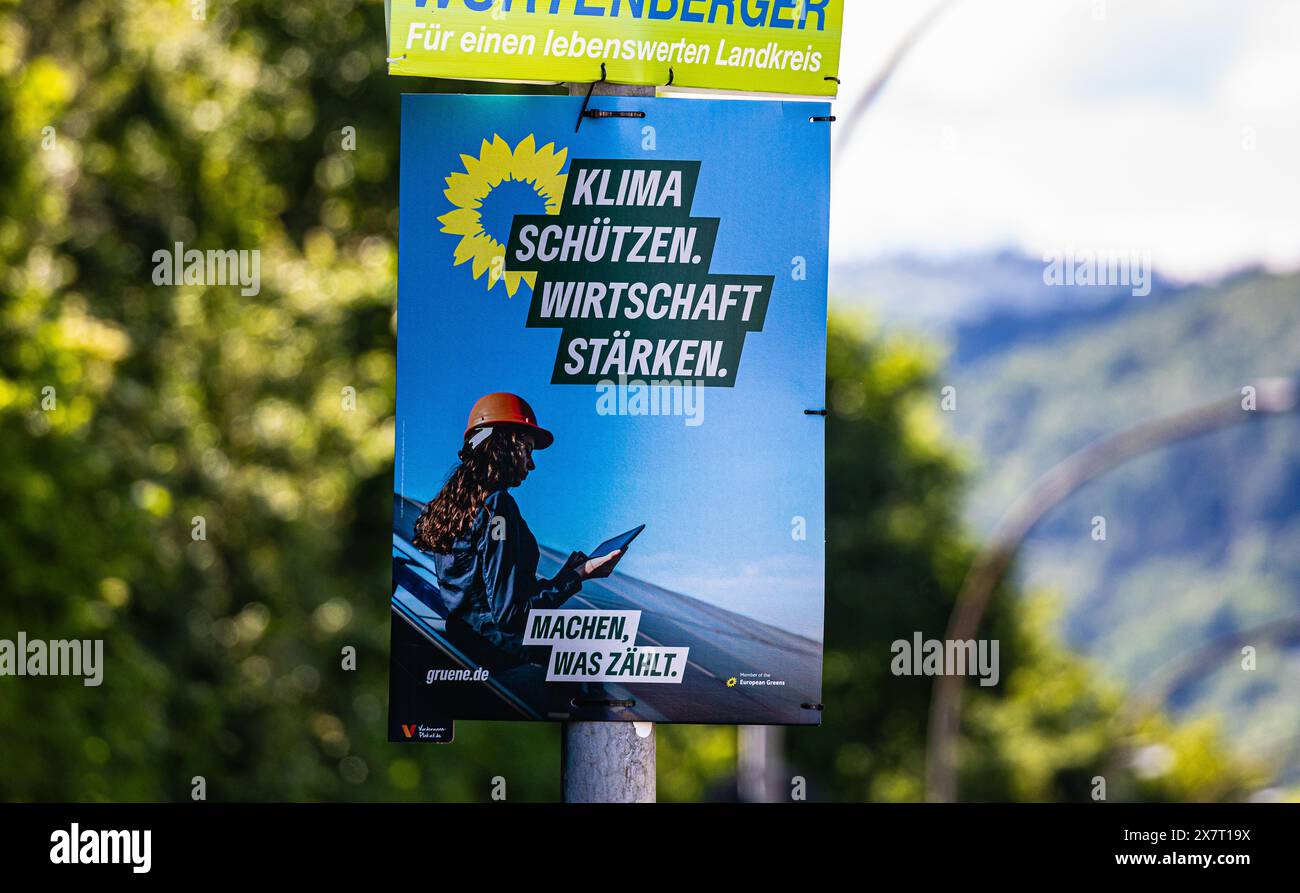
444, 172, 486, 208
451, 237, 477, 268
469, 234, 497, 280
510, 135, 545, 184
454, 232, 495, 271
438, 207, 482, 237
541, 173, 567, 214
538, 142, 567, 180
505, 271, 530, 297
479, 135, 512, 188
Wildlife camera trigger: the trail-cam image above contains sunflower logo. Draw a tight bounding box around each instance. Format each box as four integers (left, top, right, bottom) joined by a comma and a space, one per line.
726, 677, 738, 688
438, 134, 567, 297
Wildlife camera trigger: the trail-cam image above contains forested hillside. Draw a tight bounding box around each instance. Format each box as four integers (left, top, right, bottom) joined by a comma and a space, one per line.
946, 272, 1300, 784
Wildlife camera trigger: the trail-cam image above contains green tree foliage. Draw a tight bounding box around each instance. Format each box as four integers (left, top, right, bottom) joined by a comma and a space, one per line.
0, 0, 566, 802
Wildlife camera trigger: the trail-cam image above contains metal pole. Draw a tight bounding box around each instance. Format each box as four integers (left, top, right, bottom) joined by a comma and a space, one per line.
561, 77, 656, 804
562, 721, 656, 803
833, 0, 959, 160
737, 725, 786, 802
565, 80, 656, 99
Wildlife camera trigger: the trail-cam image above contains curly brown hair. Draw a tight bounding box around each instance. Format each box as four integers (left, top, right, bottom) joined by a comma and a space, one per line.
412, 427, 534, 553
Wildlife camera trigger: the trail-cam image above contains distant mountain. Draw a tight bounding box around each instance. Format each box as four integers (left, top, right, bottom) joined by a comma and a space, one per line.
831, 250, 1183, 363
834, 255, 1300, 785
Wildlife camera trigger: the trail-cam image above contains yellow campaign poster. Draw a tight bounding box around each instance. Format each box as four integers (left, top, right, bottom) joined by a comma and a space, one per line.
388, 0, 844, 96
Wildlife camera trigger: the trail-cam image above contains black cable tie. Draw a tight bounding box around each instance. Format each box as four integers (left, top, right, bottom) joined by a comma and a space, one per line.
824, 75, 841, 84
801, 703, 824, 711
666, 67, 674, 86
809, 115, 836, 123
804, 409, 828, 416
575, 63, 608, 133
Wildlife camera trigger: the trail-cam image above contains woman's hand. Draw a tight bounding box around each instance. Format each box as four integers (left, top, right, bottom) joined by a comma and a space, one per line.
580, 549, 624, 580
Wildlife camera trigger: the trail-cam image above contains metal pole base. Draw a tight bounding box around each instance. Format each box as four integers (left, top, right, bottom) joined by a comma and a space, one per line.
561, 722, 656, 803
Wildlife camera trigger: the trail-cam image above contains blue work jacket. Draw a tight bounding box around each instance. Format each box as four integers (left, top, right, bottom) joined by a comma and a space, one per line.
433, 489, 583, 666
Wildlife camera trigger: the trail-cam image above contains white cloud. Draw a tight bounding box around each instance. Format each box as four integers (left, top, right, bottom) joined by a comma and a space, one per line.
830, 0, 1300, 281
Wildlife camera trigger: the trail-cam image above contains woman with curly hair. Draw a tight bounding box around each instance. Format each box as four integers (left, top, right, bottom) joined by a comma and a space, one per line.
413, 393, 622, 686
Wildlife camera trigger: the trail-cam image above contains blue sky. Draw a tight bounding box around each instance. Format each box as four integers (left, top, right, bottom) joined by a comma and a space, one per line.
396, 94, 827, 640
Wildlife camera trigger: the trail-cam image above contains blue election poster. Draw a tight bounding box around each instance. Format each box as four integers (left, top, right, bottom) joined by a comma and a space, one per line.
389, 93, 827, 732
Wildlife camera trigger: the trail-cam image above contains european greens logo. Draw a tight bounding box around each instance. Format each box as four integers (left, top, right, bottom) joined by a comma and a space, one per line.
439, 134, 568, 297
506, 159, 774, 387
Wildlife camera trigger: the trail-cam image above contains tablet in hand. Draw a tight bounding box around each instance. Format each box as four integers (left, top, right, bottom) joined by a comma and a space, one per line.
588, 524, 645, 560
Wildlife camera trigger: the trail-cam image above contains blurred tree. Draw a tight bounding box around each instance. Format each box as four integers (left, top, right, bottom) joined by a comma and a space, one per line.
772, 314, 1263, 802
0, 0, 566, 802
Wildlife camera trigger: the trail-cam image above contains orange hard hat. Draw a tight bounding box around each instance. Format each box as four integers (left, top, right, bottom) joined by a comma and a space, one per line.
464, 392, 553, 449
